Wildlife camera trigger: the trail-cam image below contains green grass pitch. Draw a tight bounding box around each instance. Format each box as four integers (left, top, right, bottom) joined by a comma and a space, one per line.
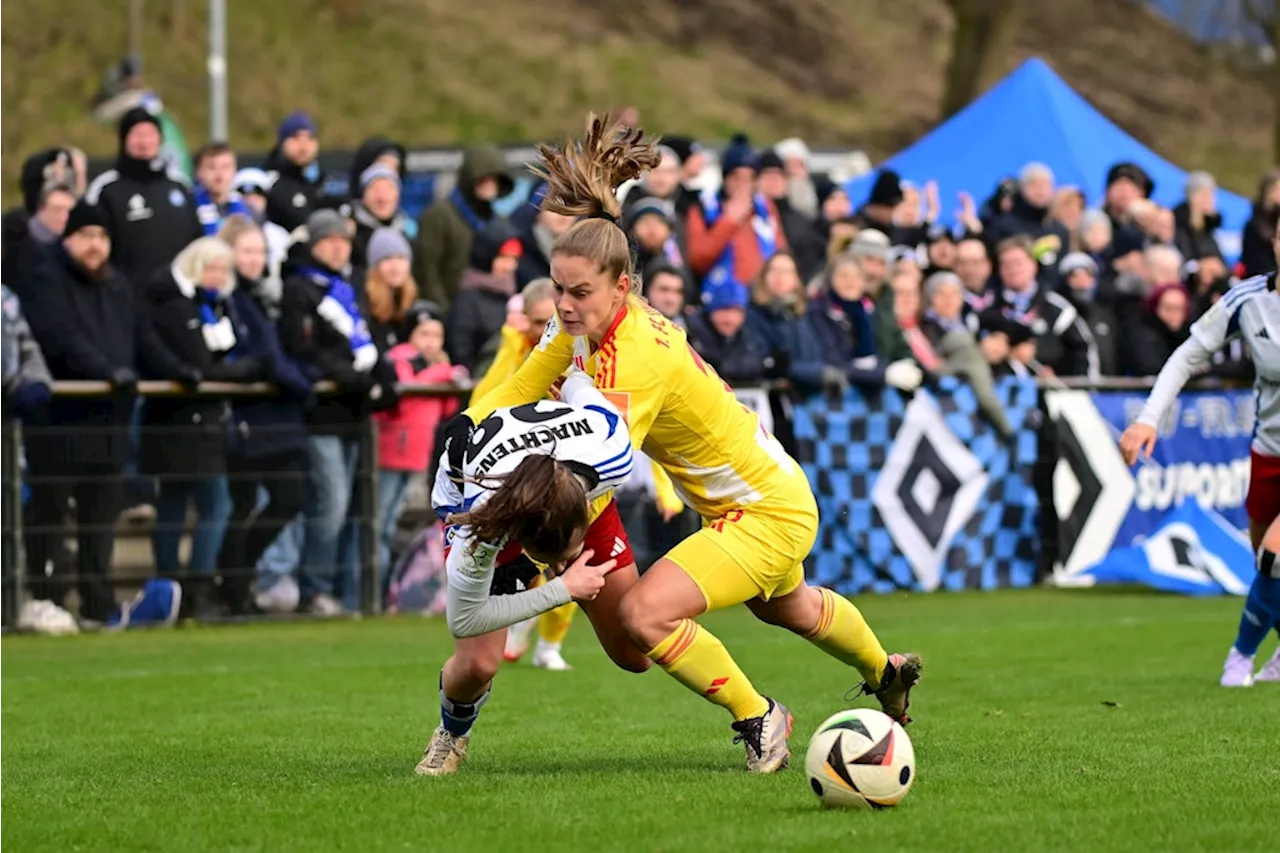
3, 589, 1278, 853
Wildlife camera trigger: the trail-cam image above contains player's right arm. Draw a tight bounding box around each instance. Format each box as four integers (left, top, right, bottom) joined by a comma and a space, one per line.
444, 528, 572, 638
464, 316, 573, 422
1120, 294, 1236, 464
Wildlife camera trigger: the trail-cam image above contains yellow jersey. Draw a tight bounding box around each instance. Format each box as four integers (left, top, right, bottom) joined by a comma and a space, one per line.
466, 298, 799, 519
470, 325, 534, 403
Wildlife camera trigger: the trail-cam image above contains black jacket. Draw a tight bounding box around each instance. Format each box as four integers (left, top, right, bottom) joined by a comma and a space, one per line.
1239, 204, 1277, 279
990, 284, 1096, 378
264, 147, 328, 233
445, 271, 511, 373
984, 193, 1070, 260
85, 155, 202, 288
139, 268, 269, 477
350, 201, 417, 271
226, 286, 313, 460
685, 312, 774, 383
278, 260, 391, 435
1172, 203, 1223, 263
1122, 313, 1189, 377
0, 214, 56, 297
1062, 291, 1119, 378
21, 248, 191, 471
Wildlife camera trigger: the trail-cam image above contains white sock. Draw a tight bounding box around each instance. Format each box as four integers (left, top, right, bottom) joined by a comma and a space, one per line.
535, 638, 561, 654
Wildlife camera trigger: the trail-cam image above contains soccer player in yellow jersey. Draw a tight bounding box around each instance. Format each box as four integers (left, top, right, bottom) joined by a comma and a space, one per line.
462, 114, 922, 773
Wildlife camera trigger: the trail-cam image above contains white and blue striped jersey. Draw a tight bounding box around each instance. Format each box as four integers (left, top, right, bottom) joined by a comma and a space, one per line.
430, 372, 633, 636
1139, 273, 1280, 456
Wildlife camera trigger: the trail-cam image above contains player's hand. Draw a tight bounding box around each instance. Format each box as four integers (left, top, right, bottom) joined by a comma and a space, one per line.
441, 413, 474, 478
560, 549, 615, 602
1119, 423, 1158, 466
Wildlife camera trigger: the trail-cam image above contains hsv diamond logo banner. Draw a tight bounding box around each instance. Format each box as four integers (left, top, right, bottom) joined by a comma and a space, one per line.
872, 394, 988, 591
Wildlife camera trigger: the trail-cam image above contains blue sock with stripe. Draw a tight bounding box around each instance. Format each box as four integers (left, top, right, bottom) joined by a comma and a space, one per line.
1234, 572, 1280, 656
440, 674, 490, 737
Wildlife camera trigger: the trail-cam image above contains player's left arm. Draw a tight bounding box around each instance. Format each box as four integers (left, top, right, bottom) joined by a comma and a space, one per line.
1136, 297, 1234, 428
445, 530, 572, 638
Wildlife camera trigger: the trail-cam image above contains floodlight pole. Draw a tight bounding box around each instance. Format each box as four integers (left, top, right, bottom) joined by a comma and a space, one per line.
208, 0, 229, 141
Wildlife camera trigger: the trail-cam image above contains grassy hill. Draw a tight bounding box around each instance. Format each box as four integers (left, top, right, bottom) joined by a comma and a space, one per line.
2, 0, 1275, 206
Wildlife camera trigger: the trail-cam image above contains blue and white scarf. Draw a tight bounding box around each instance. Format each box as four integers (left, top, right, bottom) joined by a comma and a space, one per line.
300, 266, 378, 373
193, 184, 252, 236
698, 188, 778, 293
449, 187, 489, 233
196, 287, 238, 354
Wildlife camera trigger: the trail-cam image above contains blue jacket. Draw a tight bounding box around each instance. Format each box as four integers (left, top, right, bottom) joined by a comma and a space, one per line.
789, 293, 888, 392
745, 302, 800, 365
226, 287, 313, 459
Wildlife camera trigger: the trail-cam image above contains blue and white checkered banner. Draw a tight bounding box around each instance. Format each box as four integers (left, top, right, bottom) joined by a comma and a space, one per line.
1044, 388, 1253, 581
794, 377, 1040, 594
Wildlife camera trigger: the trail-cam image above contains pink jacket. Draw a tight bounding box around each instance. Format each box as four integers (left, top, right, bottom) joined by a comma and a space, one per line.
375, 345, 464, 471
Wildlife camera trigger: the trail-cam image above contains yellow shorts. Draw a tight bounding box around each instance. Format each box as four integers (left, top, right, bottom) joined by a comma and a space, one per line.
665, 471, 818, 611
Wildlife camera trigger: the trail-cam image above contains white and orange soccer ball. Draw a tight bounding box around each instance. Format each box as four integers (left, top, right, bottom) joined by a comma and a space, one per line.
804, 708, 916, 810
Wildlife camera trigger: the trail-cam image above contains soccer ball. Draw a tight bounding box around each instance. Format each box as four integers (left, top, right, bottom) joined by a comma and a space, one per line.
804, 708, 915, 810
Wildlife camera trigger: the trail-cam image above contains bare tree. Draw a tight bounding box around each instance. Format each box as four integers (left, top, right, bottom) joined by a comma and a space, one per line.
1242, 0, 1279, 161
940, 0, 1024, 120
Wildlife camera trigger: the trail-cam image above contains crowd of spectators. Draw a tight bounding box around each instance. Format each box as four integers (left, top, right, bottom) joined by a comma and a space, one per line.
2, 104, 1278, 631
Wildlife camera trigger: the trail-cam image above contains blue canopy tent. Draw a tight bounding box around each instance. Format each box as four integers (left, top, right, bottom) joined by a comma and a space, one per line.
844, 57, 1251, 247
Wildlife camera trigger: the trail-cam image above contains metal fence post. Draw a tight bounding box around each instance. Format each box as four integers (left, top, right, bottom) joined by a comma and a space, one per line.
358, 416, 380, 615
2, 421, 27, 628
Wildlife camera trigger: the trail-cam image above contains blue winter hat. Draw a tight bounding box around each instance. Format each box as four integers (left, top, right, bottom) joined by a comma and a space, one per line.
359, 164, 400, 192
720, 133, 758, 176
277, 111, 317, 143
702, 280, 749, 313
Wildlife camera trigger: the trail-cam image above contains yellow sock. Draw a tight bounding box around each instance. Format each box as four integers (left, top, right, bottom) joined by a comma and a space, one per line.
805, 588, 889, 688
647, 619, 769, 721
538, 601, 576, 644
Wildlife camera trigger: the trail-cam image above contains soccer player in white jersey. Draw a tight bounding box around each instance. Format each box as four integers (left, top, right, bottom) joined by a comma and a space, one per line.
1120, 224, 1280, 687
415, 369, 645, 775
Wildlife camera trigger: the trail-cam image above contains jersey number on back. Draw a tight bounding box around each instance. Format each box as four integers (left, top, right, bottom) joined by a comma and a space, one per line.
467, 402, 573, 464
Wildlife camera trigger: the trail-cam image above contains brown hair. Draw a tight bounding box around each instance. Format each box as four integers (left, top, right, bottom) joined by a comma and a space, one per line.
363, 264, 417, 325
534, 112, 662, 289
194, 141, 235, 170
215, 213, 261, 249
995, 234, 1036, 263
449, 454, 589, 560
751, 250, 806, 316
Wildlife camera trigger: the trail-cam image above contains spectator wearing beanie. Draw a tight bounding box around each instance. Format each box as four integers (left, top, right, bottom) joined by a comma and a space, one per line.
1058, 252, 1114, 378
357, 227, 418, 352
279, 208, 398, 615
85, 107, 202, 286
445, 220, 523, 373
350, 164, 418, 270
1103, 161, 1153, 255
625, 196, 692, 302
415, 144, 513, 314
374, 303, 465, 586
349, 137, 407, 194
1, 148, 83, 288
853, 169, 905, 240
686, 133, 787, 294
21, 200, 197, 624
264, 111, 327, 233
1122, 281, 1191, 377
756, 150, 826, 283
775, 137, 818, 220
687, 280, 773, 384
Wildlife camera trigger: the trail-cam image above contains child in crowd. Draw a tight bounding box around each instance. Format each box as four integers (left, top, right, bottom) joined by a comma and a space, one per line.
374, 303, 467, 588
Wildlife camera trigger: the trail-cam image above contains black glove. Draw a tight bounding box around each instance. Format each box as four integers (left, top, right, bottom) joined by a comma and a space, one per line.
110, 367, 138, 393
441, 411, 475, 477
176, 366, 203, 390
